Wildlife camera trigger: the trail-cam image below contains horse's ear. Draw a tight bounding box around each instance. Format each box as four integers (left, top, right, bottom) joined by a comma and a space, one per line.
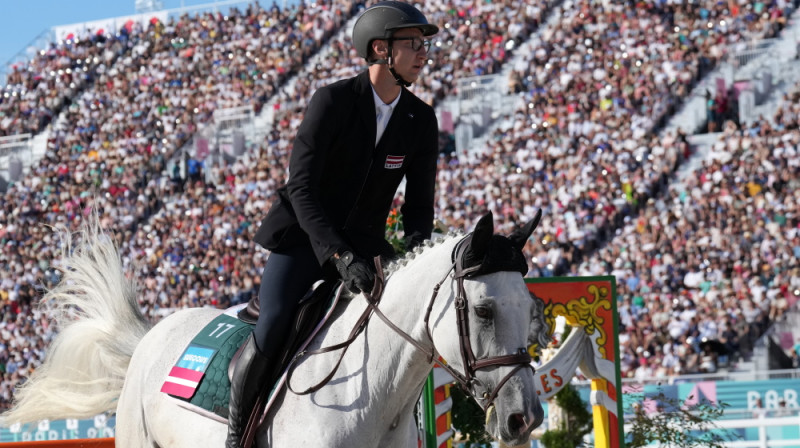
509, 209, 542, 249
470, 212, 494, 259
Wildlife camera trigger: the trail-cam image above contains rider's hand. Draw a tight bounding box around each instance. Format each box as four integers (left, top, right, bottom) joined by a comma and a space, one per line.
331, 251, 375, 294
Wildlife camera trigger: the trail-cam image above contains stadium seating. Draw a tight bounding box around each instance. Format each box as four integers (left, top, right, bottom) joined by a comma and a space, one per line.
0, 0, 798, 411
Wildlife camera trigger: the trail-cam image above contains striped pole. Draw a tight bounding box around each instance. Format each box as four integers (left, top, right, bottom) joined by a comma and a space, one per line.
422, 364, 455, 448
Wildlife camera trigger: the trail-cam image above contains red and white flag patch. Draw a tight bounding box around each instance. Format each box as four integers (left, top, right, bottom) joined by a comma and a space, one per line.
161, 366, 205, 399
385, 155, 405, 169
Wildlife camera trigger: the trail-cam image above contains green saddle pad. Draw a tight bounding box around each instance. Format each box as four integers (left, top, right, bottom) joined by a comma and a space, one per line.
161, 313, 253, 418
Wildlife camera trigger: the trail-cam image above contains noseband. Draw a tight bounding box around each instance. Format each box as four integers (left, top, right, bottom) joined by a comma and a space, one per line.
287, 234, 534, 412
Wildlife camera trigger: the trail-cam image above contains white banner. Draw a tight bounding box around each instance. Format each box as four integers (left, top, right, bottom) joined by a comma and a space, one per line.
534, 329, 618, 415
534, 330, 589, 401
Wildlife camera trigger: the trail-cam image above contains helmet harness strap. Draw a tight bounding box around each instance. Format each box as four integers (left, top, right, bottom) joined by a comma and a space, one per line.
368, 39, 412, 87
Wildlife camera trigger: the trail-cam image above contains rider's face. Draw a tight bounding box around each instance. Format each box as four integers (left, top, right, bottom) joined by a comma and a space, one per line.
389, 28, 429, 83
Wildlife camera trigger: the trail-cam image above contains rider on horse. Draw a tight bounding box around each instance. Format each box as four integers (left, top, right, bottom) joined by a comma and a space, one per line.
226, 2, 440, 446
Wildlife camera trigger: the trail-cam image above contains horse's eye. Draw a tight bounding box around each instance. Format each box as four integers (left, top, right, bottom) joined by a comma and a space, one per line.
474, 306, 493, 319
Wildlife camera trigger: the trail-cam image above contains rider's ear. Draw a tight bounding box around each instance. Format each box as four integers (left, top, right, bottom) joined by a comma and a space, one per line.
372, 39, 388, 57
508, 209, 542, 249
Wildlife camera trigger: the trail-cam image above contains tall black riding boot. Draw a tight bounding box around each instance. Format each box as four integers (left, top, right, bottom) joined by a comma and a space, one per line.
226, 334, 273, 448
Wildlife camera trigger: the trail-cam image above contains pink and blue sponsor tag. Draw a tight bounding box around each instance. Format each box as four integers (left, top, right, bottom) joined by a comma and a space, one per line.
161, 345, 216, 398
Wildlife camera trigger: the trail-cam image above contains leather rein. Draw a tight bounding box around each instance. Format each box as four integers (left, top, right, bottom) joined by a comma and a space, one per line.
285, 234, 535, 412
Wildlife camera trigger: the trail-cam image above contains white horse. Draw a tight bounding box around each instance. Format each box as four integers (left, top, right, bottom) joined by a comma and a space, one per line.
3, 212, 548, 447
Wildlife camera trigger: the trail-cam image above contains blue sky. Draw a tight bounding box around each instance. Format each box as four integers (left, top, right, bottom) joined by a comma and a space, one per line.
0, 0, 264, 69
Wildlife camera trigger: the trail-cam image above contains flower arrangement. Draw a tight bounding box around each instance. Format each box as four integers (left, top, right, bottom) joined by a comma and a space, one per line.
386, 208, 406, 255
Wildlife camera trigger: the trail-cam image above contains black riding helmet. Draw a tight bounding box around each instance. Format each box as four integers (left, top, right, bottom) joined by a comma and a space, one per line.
352, 1, 438, 86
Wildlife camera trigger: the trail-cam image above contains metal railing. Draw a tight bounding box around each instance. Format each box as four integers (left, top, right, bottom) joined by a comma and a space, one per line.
0, 134, 32, 155
0, 134, 33, 187
724, 409, 800, 420
0, 29, 56, 87
456, 74, 505, 115
725, 38, 780, 69
453, 74, 512, 155
212, 104, 255, 160
213, 105, 255, 137
166, 104, 255, 185
573, 368, 800, 387
621, 414, 800, 448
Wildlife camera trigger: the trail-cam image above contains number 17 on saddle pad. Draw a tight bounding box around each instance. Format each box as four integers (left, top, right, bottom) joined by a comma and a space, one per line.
161, 314, 253, 401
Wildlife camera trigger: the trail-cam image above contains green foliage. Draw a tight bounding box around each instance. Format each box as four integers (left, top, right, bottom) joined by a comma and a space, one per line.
540, 384, 592, 448
385, 211, 449, 255
540, 430, 580, 448
555, 383, 592, 430
450, 385, 493, 447
385, 208, 406, 255
561, 324, 572, 340
625, 389, 738, 448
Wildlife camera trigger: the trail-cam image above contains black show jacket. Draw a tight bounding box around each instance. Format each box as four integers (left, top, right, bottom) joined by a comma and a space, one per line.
253, 71, 438, 265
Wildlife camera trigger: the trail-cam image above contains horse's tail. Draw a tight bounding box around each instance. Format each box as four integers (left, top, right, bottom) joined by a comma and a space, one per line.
2, 222, 151, 425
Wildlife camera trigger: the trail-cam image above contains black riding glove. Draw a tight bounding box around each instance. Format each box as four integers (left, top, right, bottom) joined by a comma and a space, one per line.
331, 251, 375, 294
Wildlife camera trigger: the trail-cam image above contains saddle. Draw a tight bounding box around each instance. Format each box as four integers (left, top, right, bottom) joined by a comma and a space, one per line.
237, 279, 340, 448
232, 280, 338, 382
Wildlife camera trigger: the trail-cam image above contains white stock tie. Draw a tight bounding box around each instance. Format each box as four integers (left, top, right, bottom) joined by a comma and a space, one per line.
375, 103, 392, 146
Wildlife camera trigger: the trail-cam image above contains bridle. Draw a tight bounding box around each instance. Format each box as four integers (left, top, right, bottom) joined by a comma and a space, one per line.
286, 233, 535, 413
440, 233, 535, 411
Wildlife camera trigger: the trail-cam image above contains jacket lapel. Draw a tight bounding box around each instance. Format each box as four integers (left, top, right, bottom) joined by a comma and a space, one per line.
355, 72, 377, 149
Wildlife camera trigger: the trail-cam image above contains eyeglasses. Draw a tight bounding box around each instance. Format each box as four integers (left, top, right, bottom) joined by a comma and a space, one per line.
391, 36, 432, 52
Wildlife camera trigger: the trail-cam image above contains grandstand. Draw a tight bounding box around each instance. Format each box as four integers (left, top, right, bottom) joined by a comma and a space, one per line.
1, 0, 799, 445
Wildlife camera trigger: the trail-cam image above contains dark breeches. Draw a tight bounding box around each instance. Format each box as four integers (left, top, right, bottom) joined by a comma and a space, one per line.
253, 243, 323, 358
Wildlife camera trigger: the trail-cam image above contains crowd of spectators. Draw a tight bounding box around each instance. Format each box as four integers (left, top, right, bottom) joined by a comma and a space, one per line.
593, 89, 800, 379
425, 0, 796, 377
0, 0, 798, 411
443, 0, 795, 249
269, 0, 557, 117
0, 0, 364, 411
78, 0, 560, 320
1, 26, 141, 137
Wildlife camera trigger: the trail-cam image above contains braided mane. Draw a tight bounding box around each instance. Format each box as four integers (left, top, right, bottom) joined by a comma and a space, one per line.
383, 230, 466, 276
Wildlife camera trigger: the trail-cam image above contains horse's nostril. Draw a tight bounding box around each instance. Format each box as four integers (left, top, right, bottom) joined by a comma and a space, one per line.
508, 412, 526, 433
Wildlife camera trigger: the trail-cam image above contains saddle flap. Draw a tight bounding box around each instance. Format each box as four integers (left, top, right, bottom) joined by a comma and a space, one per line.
162, 280, 342, 428
161, 313, 252, 415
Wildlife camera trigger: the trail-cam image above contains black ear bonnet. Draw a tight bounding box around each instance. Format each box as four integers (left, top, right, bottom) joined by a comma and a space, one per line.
452, 210, 542, 278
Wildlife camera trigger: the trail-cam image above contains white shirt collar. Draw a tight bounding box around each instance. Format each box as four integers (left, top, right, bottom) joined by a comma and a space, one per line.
371, 85, 401, 111
371, 86, 401, 145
